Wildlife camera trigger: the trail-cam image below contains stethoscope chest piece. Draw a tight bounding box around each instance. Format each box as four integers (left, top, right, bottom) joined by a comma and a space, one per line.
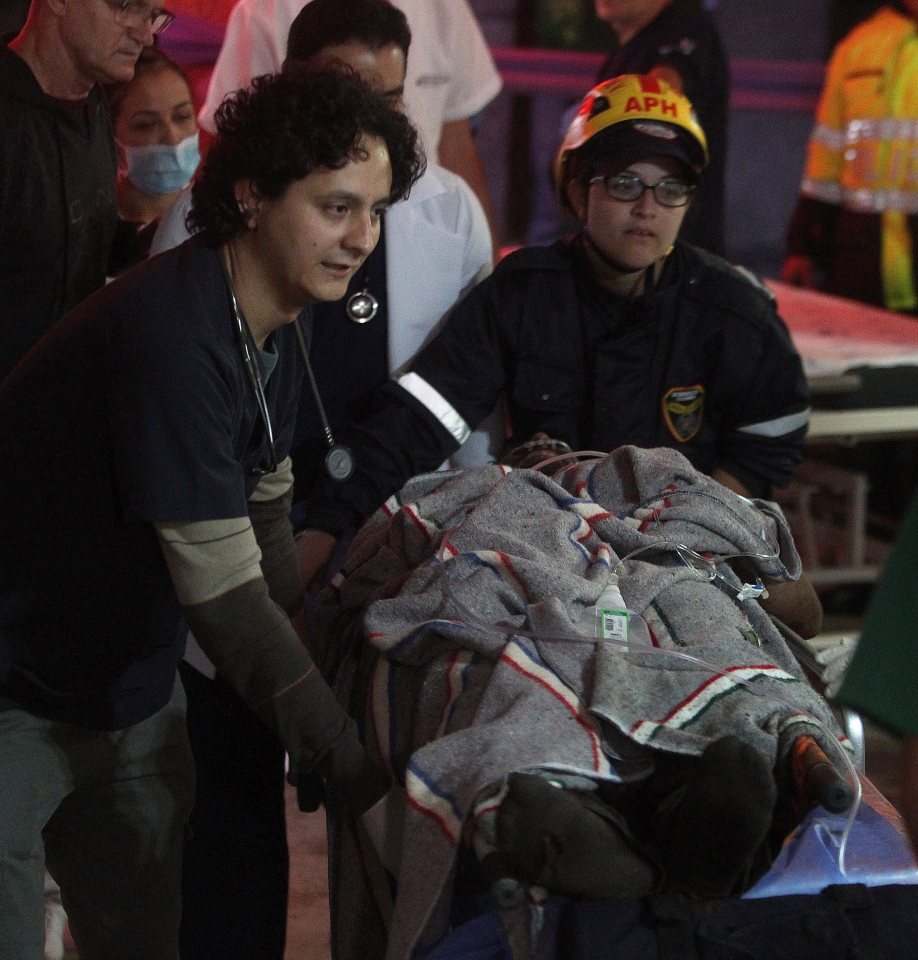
292, 313, 357, 483
324, 444, 355, 482
345, 288, 379, 324
221, 251, 357, 483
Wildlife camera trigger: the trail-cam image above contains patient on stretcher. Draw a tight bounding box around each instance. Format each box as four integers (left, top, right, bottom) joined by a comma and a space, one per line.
311, 445, 855, 959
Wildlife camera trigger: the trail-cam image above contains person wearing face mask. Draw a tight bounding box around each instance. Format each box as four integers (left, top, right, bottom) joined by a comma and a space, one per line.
295, 76, 812, 552
106, 45, 200, 271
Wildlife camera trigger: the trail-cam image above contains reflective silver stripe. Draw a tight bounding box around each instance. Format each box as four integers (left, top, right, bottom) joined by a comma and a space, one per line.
737, 408, 810, 438
810, 123, 846, 151
801, 178, 842, 204
841, 186, 918, 214
806, 116, 918, 211
396, 372, 471, 445
802, 178, 918, 214
813, 118, 918, 148
846, 116, 918, 142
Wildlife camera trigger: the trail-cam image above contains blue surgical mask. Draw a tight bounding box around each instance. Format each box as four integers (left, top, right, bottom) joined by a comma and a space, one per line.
121, 131, 200, 196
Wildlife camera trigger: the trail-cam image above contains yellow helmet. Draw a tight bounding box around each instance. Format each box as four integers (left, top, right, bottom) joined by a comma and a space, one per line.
554, 74, 709, 213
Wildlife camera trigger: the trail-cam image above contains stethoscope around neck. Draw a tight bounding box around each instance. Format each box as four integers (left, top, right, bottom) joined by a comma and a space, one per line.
220, 254, 355, 482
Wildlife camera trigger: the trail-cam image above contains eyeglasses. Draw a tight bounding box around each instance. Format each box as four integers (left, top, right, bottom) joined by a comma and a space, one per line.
589, 172, 695, 208
103, 0, 175, 34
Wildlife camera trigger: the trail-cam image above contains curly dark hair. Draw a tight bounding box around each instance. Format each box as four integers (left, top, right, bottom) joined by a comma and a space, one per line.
188, 66, 425, 244
286, 0, 411, 65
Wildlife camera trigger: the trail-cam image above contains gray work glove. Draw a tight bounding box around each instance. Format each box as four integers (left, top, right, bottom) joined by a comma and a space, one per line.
294, 722, 391, 815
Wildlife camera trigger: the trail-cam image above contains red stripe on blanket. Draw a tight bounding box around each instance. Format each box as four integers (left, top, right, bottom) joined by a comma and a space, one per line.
636, 484, 675, 532
405, 789, 460, 844
628, 663, 788, 735
404, 503, 435, 541
500, 648, 604, 771
495, 550, 528, 599
435, 649, 470, 736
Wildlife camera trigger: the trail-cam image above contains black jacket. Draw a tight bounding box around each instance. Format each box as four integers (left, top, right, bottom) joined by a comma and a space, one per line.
0, 40, 118, 380
299, 239, 810, 532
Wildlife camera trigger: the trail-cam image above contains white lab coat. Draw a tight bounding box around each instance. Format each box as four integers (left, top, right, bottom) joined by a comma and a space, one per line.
198, 0, 502, 158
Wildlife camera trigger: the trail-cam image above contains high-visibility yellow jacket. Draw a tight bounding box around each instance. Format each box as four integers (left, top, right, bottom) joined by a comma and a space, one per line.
801, 6, 918, 310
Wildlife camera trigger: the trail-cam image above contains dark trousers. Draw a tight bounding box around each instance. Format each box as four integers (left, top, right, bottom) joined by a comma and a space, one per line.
178, 662, 289, 960
0, 679, 193, 960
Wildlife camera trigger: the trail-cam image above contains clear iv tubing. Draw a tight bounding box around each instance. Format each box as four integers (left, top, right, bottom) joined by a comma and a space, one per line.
428, 450, 863, 875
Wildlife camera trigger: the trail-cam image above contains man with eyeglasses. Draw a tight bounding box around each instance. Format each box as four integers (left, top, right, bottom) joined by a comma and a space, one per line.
107, 0, 174, 34
294, 75, 810, 559
0, 0, 171, 382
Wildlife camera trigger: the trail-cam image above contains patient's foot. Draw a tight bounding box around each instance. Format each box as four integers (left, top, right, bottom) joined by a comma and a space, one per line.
495, 773, 656, 900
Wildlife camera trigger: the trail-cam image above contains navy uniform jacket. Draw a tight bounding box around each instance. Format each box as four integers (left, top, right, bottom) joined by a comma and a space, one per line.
302, 238, 810, 531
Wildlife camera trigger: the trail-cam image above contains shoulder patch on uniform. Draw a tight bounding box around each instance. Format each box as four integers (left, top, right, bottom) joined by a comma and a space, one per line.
662, 385, 705, 443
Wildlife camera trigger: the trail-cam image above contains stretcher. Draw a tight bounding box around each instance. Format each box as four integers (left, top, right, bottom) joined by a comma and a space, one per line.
767, 279, 918, 393
311, 448, 918, 960
767, 280, 918, 588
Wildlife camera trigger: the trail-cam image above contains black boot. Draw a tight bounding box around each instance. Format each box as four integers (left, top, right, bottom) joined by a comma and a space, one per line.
651, 736, 777, 899
496, 773, 657, 901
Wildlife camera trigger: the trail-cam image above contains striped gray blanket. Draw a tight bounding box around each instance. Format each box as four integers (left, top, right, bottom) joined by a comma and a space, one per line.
313, 446, 844, 960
